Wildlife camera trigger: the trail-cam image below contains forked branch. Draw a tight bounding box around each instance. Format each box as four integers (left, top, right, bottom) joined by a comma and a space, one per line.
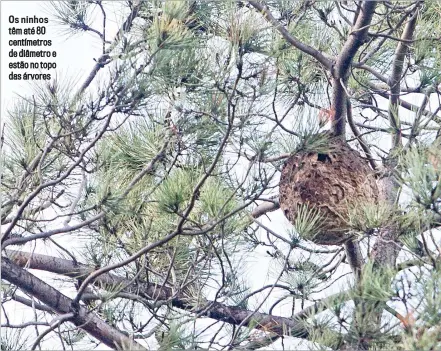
1, 257, 146, 350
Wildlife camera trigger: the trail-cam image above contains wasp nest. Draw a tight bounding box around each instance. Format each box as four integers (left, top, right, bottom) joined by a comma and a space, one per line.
279, 137, 379, 245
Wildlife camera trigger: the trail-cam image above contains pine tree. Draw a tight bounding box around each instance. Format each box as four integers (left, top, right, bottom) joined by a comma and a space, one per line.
2, 1, 441, 350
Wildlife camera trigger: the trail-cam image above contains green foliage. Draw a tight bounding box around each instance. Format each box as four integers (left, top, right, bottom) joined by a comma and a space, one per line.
6, 100, 47, 166
275, 112, 329, 154
346, 200, 395, 233
3, 1, 441, 350
399, 143, 441, 208
279, 263, 320, 296
297, 131, 334, 154
143, 2, 210, 93
276, 50, 327, 96
400, 331, 441, 351
293, 204, 326, 243
156, 319, 193, 350
83, 117, 166, 222
156, 168, 199, 214
348, 70, 371, 93
399, 270, 441, 350
100, 118, 166, 183
229, 8, 270, 54
307, 315, 342, 350
198, 177, 236, 218
353, 261, 394, 303
148, 4, 195, 50
399, 232, 424, 256
420, 270, 441, 326
50, 1, 92, 32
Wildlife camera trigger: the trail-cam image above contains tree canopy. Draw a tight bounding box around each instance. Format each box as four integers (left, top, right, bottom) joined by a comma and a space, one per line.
1, 1, 441, 350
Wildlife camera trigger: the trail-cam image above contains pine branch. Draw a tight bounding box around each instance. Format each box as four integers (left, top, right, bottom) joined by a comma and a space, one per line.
75, 0, 142, 98
344, 240, 364, 282
5, 250, 318, 340
248, 1, 333, 71
369, 83, 441, 120
9, 294, 54, 314
388, 5, 420, 148
346, 99, 378, 170
1, 257, 146, 350
251, 199, 280, 218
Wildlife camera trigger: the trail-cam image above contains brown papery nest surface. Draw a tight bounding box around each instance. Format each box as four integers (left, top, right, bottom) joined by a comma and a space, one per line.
279, 136, 379, 245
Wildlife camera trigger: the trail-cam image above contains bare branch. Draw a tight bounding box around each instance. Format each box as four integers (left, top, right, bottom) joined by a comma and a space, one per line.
5, 250, 313, 339
30, 313, 75, 351
369, 84, 441, 120
352, 63, 389, 84
2, 213, 104, 248
1, 257, 147, 350
248, 1, 333, 71
346, 99, 378, 170
332, 1, 377, 136
388, 6, 420, 148
1, 321, 50, 329
75, 1, 142, 97
8, 293, 55, 314
251, 199, 280, 218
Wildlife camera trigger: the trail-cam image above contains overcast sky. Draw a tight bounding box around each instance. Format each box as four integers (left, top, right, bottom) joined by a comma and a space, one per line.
2, 2, 440, 350
1, 3, 290, 349
1, 2, 124, 349
1, 1, 116, 118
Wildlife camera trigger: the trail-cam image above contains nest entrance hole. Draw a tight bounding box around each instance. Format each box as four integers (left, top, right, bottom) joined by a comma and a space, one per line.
317, 153, 332, 163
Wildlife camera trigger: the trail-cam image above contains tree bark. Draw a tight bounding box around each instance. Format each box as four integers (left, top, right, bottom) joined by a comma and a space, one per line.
248, 1, 333, 71
388, 8, 419, 148
4, 250, 317, 339
1, 257, 146, 350
331, 1, 377, 136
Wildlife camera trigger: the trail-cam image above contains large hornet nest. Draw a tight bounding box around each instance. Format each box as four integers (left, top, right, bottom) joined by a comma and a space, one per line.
279, 136, 379, 245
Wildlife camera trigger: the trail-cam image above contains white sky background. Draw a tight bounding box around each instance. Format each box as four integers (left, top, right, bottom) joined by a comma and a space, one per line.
0, 2, 289, 350
0, 2, 132, 349
1, 1, 441, 350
